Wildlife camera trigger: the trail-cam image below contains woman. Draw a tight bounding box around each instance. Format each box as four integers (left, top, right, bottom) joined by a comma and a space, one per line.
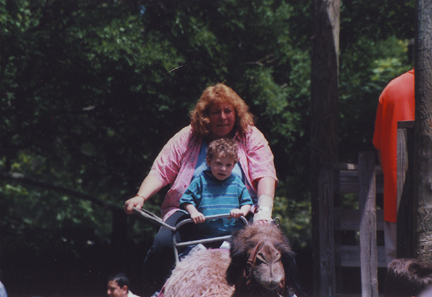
124, 83, 277, 296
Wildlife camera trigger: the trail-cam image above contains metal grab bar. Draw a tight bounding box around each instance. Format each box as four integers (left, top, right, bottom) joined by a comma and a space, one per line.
132, 207, 248, 262
132, 207, 176, 232
175, 214, 248, 229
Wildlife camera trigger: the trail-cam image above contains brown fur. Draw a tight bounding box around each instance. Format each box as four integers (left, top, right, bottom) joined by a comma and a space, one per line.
226, 224, 299, 296
163, 224, 303, 297
385, 258, 432, 297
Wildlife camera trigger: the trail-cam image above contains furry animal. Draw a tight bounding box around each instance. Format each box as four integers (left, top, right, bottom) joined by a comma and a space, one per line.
162, 224, 303, 297
384, 258, 432, 297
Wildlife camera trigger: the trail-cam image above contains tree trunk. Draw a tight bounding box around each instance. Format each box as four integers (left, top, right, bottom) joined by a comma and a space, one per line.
310, 0, 340, 296
414, 0, 432, 262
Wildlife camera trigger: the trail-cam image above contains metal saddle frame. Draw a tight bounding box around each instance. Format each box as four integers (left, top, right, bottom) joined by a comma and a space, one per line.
132, 207, 248, 263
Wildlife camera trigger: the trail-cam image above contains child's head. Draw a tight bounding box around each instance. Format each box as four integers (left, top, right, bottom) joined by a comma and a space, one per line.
206, 138, 238, 181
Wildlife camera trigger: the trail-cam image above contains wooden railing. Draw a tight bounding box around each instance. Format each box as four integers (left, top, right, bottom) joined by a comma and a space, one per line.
316, 121, 415, 297
318, 152, 384, 297
396, 121, 415, 259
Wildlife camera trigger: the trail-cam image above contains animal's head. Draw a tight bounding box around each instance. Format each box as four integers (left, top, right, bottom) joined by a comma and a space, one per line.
226, 224, 304, 296
385, 258, 432, 297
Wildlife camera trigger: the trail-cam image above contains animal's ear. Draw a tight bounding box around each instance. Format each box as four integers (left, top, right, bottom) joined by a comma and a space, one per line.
410, 259, 432, 277
226, 237, 250, 285
282, 251, 306, 297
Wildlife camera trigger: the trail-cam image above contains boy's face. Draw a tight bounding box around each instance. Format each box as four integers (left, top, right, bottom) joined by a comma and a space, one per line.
207, 153, 235, 181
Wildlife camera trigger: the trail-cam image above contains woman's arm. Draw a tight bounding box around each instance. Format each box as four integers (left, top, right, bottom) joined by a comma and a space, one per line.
241, 127, 278, 224
254, 177, 276, 224
257, 176, 276, 197
124, 174, 164, 214
124, 126, 196, 215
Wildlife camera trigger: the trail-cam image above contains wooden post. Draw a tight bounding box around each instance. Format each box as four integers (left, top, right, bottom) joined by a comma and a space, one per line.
358, 152, 378, 297
414, 0, 432, 262
318, 166, 336, 297
397, 121, 416, 258
310, 0, 340, 295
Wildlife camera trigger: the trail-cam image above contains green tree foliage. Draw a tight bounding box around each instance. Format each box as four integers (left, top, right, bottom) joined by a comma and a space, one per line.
0, 0, 415, 294
1, 1, 312, 293
338, 0, 415, 163
1, 0, 311, 237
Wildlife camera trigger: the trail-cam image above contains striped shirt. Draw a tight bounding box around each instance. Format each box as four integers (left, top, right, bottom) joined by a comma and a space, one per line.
180, 170, 252, 238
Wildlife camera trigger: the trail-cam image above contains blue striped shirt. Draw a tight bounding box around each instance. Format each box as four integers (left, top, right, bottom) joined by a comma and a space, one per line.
180, 170, 252, 238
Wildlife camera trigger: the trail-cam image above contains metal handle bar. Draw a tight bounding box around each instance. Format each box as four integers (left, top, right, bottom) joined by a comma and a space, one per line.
133, 207, 250, 263
175, 214, 248, 229
133, 207, 248, 231
132, 207, 176, 232
175, 235, 233, 247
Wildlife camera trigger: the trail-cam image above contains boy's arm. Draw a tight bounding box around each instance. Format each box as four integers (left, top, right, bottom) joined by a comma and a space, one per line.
230, 204, 251, 219
183, 203, 205, 224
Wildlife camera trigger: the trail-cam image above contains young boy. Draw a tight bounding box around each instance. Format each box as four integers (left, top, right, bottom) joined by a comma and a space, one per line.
179, 138, 252, 239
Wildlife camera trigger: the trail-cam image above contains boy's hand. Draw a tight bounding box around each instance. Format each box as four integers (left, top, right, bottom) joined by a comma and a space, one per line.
190, 212, 205, 224
230, 209, 244, 219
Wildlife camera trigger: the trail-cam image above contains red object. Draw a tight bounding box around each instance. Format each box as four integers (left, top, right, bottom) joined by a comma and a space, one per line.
373, 69, 415, 222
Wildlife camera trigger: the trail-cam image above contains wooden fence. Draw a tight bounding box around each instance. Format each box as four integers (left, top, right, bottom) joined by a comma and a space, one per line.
396, 121, 415, 258
316, 121, 415, 297
317, 152, 385, 297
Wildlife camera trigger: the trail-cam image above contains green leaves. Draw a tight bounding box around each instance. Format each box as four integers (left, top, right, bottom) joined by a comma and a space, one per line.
338, 36, 413, 162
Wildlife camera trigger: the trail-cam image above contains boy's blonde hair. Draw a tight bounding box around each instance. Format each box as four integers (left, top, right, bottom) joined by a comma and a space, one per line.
207, 138, 238, 163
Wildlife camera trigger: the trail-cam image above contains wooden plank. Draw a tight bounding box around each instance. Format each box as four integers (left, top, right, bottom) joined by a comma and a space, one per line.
334, 163, 381, 171
337, 170, 383, 194
322, 155, 385, 296
334, 209, 384, 231
358, 152, 379, 297
397, 121, 416, 258
397, 122, 411, 213
337, 246, 386, 268
318, 167, 336, 297
337, 293, 385, 297
397, 121, 415, 129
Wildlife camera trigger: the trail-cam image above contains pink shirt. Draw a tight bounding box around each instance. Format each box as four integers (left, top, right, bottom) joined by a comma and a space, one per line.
149, 125, 278, 220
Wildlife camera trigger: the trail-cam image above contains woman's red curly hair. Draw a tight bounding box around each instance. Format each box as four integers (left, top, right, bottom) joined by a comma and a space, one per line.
190, 83, 255, 138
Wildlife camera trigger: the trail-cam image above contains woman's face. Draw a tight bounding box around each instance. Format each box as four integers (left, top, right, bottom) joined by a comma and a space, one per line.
209, 103, 236, 139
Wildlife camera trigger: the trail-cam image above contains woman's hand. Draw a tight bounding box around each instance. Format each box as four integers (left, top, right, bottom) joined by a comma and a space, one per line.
124, 174, 164, 215
253, 219, 271, 225
124, 196, 145, 215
